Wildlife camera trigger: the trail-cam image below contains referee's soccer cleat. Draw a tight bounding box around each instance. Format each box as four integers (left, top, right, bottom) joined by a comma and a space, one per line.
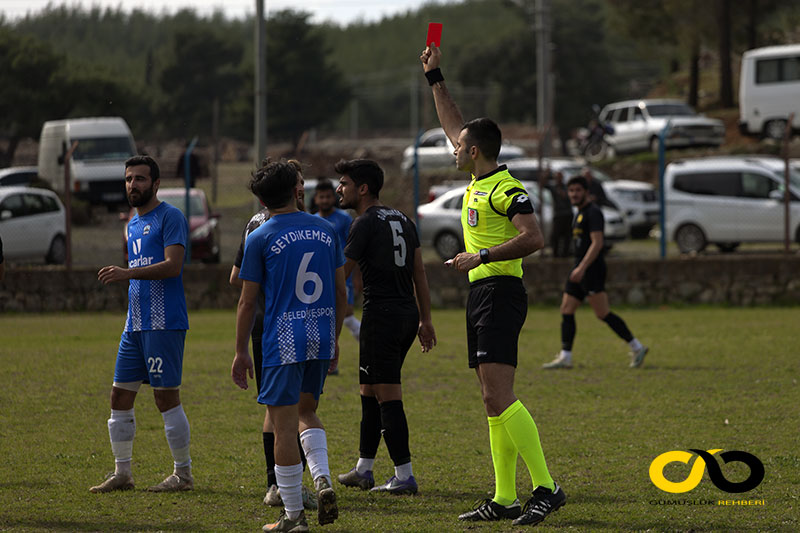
457, 498, 521, 521
542, 354, 573, 369
512, 482, 566, 526
89, 472, 134, 493
262, 509, 309, 532
630, 345, 649, 368
370, 475, 418, 495
337, 467, 375, 490
315, 476, 338, 525
147, 472, 194, 492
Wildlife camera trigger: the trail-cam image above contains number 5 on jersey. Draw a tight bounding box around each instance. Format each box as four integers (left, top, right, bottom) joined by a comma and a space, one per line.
390, 220, 407, 267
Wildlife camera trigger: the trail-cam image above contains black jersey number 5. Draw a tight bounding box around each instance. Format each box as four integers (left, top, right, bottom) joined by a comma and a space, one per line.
389, 220, 407, 267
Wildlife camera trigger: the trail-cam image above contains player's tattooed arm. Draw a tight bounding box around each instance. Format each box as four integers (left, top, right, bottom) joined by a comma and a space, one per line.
412, 247, 437, 352
329, 266, 347, 375
232, 280, 257, 389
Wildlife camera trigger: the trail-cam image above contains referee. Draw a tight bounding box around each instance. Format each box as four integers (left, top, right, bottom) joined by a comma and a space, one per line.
421, 44, 565, 527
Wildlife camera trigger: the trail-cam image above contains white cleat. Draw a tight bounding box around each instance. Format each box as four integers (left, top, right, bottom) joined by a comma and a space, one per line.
89, 472, 134, 493
542, 354, 573, 369
630, 346, 649, 368
147, 472, 194, 492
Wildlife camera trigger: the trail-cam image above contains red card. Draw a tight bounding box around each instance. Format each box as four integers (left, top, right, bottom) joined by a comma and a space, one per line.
426, 22, 442, 47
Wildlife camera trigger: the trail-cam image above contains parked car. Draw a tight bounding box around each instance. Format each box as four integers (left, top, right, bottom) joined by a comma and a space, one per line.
0, 166, 38, 188
0, 186, 66, 264
598, 99, 725, 154
664, 156, 800, 253
401, 128, 525, 173
739, 43, 800, 139
123, 188, 220, 263
602, 180, 659, 238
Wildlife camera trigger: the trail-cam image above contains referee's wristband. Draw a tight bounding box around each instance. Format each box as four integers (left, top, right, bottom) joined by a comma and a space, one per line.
479, 248, 491, 264
425, 68, 444, 86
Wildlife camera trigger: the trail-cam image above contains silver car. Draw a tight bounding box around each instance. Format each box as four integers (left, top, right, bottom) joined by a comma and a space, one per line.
602, 180, 659, 239
401, 128, 525, 173
0, 186, 66, 264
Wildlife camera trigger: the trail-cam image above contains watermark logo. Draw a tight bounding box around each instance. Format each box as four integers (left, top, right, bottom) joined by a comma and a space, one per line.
649, 449, 764, 494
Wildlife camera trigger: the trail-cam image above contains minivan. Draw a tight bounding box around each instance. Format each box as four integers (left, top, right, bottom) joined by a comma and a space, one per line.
739, 44, 800, 140
37, 117, 137, 206
665, 156, 800, 253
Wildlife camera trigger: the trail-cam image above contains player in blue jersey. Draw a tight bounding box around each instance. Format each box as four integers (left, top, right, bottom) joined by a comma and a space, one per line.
232, 159, 346, 532
92, 155, 193, 494
313, 179, 361, 345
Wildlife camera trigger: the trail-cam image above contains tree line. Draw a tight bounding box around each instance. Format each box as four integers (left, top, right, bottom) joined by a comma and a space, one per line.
1, 0, 798, 166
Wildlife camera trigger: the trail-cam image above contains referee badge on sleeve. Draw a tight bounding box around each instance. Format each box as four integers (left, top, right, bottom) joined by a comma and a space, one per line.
467, 207, 479, 227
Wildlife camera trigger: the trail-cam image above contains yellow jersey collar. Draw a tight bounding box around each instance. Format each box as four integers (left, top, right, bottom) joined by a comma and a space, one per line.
472, 164, 508, 182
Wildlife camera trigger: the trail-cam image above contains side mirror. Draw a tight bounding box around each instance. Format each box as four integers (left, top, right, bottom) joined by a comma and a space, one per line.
769, 189, 784, 201
1, 210, 12, 221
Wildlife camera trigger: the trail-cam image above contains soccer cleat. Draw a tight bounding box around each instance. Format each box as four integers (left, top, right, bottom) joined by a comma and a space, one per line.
542, 354, 573, 369
314, 476, 338, 525
370, 475, 418, 495
458, 498, 521, 521
262, 509, 309, 532
147, 472, 194, 492
630, 346, 649, 368
512, 482, 567, 526
337, 467, 375, 490
264, 484, 281, 506
89, 472, 134, 493
301, 484, 318, 510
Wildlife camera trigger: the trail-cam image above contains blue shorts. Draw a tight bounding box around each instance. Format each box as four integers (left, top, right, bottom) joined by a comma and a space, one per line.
114, 330, 186, 389
258, 359, 328, 406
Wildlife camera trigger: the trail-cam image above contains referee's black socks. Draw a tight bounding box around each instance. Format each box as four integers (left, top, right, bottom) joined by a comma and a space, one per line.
380, 400, 411, 466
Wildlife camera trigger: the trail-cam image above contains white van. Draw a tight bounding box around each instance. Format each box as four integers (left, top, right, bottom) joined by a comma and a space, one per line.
37, 117, 137, 206
665, 156, 800, 253
739, 44, 800, 140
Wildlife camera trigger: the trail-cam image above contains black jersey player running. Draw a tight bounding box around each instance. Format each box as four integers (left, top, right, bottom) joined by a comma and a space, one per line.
543, 176, 648, 369
333, 158, 436, 496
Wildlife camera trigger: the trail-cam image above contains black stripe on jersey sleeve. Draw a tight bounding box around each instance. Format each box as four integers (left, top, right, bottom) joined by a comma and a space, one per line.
504, 187, 527, 197
506, 194, 535, 220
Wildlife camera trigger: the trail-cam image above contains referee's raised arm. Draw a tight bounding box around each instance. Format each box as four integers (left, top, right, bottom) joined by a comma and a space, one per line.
420, 44, 463, 147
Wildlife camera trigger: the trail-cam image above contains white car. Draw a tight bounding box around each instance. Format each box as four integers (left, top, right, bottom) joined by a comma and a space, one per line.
0, 186, 66, 264
0, 166, 38, 187
665, 156, 800, 253
602, 180, 659, 238
599, 99, 725, 154
401, 128, 525, 173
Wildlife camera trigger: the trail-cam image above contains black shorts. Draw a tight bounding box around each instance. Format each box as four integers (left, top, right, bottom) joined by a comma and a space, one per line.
359, 303, 419, 385
467, 276, 527, 368
564, 261, 606, 300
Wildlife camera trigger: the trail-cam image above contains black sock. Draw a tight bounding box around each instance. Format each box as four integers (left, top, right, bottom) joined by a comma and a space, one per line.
380, 400, 411, 466
561, 314, 576, 351
602, 312, 633, 342
298, 433, 307, 471
263, 432, 276, 487
359, 395, 382, 459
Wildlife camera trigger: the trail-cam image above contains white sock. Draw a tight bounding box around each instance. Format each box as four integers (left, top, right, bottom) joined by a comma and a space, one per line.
559, 350, 572, 362
162, 404, 191, 472
300, 428, 330, 485
275, 463, 303, 518
394, 461, 413, 481
108, 408, 135, 476
629, 338, 643, 352
344, 315, 361, 340
356, 457, 374, 474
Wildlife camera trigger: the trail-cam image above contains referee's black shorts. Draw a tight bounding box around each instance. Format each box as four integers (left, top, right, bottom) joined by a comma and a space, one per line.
359, 302, 419, 385
466, 276, 527, 368
564, 260, 606, 301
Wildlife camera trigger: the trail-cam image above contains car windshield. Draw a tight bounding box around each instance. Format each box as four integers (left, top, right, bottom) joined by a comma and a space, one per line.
645, 104, 697, 117
772, 169, 800, 191
72, 136, 135, 161
161, 195, 205, 217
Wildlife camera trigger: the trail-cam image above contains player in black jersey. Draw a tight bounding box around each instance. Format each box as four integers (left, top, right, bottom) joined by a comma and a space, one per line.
543, 176, 648, 369
332, 158, 436, 495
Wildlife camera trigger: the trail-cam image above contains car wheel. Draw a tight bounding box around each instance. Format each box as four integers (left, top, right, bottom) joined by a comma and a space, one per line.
764, 119, 788, 141
716, 242, 740, 253
584, 140, 607, 162
675, 224, 706, 254
46, 235, 66, 264
434, 231, 463, 261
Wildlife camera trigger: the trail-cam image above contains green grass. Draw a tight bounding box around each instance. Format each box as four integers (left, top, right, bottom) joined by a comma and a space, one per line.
1, 307, 798, 532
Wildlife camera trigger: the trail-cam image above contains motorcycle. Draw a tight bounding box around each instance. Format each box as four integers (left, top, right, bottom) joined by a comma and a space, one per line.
577, 105, 614, 161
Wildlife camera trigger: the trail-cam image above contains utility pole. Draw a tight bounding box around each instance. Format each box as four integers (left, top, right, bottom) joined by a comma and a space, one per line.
254, 0, 267, 167
534, 0, 553, 156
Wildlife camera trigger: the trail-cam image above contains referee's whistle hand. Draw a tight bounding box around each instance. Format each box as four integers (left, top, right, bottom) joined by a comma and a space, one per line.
452, 252, 480, 272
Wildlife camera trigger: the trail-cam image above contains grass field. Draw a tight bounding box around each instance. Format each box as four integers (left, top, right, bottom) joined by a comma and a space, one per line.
1, 307, 798, 532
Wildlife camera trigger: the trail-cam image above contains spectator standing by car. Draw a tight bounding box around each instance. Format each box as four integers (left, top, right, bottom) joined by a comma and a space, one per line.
546, 171, 572, 257
582, 167, 611, 208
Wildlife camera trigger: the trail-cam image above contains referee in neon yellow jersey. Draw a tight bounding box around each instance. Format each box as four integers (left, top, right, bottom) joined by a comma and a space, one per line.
421, 44, 566, 527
